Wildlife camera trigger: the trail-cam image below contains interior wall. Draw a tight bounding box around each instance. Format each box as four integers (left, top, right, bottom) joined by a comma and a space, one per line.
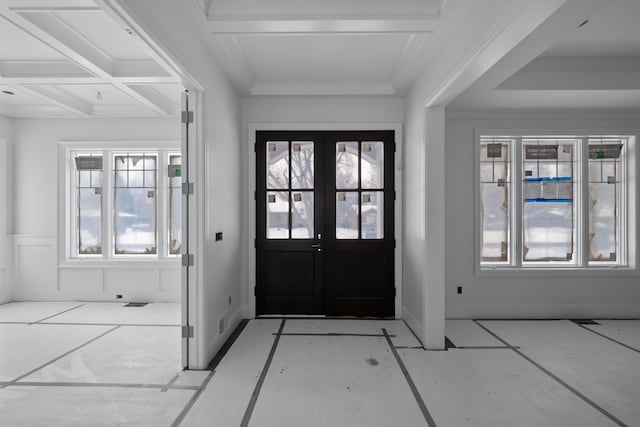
0, 115, 12, 303
403, 0, 513, 347
240, 95, 404, 312
8, 117, 181, 303
128, 0, 243, 369
446, 114, 640, 318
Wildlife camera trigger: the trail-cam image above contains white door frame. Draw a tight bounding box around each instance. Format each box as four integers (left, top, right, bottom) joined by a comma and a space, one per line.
248, 123, 404, 319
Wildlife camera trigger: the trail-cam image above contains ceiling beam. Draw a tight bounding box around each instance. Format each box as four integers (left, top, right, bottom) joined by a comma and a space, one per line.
125, 84, 174, 115
206, 18, 439, 34
20, 84, 91, 115
0, 60, 91, 78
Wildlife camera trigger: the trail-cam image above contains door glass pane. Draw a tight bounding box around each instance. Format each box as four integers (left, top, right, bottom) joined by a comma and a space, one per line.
588, 141, 623, 264
113, 154, 157, 255
336, 191, 359, 239
267, 191, 289, 239
267, 141, 289, 189
336, 142, 358, 189
76, 155, 103, 255
291, 141, 314, 189
361, 191, 383, 239
168, 154, 182, 255
361, 141, 383, 189
292, 191, 314, 239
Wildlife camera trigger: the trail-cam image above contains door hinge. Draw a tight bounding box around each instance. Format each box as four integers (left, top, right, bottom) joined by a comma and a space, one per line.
181, 325, 194, 338
254, 287, 257, 296
254, 190, 256, 201
181, 111, 193, 124
254, 143, 257, 153
393, 142, 396, 152
394, 239, 396, 249
392, 287, 396, 297
182, 254, 194, 267
254, 238, 256, 248
182, 182, 194, 195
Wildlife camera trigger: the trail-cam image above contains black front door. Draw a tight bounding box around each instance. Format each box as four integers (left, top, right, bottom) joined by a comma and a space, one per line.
256, 130, 395, 317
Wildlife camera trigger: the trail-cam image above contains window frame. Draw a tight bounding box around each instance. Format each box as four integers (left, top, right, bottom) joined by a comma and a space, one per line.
475, 130, 638, 276
59, 141, 180, 265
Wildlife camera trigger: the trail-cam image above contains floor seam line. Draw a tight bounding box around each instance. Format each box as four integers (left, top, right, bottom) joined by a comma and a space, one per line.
1, 325, 121, 389
0, 381, 199, 391
473, 320, 628, 427
576, 323, 640, 354
240, 318, 286, 427
170, 370, 216, 427
382, 327, 436, 427
402, 319, 425, 349
161, 374, 181, 392
29, 303, 87, 325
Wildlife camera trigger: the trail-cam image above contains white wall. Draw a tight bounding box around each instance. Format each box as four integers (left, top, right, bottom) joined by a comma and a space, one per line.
241, 95, 404, 313
0, 115, 11, 303
403, 0, 516, 348
445, 115, 640, 318
8, 117, 181, 303
129, 0, 243, 369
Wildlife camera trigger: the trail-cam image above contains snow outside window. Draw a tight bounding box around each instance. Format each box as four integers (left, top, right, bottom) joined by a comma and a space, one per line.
66, 145, 180, 260
478, 134, 634, 270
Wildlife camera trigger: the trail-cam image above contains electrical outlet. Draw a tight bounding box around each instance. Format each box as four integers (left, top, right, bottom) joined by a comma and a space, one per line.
228, 296, 232, 306
457, 286, 462, 294
116, 294, 123, 299
215, 232, 223, 241
218, 318, 225, 334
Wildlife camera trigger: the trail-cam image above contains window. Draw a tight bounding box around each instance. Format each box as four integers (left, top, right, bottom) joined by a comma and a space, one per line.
61, 142, 181, 260
477, 133, 636, 271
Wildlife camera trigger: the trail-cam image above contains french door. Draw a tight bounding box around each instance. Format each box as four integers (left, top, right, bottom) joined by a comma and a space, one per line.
256, 130, 395, 317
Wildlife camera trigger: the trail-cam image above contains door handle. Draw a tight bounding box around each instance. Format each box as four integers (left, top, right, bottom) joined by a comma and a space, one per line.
311, 244, 322, 248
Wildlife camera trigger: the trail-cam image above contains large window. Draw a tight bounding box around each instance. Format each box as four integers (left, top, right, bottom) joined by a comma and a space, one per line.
477, 133, 636, 271
62, 142, 181, 260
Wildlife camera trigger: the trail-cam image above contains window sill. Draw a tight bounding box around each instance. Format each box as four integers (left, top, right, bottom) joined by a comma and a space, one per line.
477, 265, 639, 277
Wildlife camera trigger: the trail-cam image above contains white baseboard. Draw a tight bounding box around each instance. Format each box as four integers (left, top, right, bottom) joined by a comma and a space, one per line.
0, 268, 9, 304
446, 304, 640, 319
240, 303, 251, 319
204, 303, 245, 369
402, 305, 424, 346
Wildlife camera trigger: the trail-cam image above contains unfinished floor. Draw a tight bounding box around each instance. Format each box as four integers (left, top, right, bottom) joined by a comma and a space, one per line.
1, 302, 639, 426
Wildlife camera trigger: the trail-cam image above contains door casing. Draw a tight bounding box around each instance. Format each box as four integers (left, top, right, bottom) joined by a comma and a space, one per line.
247, 123, 403, 318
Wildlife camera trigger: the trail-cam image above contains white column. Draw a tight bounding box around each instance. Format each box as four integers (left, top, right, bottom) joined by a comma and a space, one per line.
423, 106, 446, 349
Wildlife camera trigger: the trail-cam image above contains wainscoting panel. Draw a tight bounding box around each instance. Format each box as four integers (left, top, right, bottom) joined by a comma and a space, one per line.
10, 235, 180, 302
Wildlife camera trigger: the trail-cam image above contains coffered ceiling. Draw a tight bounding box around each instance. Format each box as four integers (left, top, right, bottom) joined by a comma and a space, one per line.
0, 0, 183, 118
449, 0, 640, 114
191, 0, 457, 95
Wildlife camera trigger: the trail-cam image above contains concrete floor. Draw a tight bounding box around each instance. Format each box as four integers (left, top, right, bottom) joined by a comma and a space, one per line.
1, 302, 639, 426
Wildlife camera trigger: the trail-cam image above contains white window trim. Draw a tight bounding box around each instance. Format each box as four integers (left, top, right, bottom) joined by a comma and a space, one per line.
58, 141, 180, 266
474, 129, 639, 277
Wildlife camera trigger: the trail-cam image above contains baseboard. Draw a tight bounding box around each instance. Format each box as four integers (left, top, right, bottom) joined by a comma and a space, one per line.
402, 305, 424, 346
0, 267, 9, 304
446, 304, 640, 319
204, 304, 245, 369
240, 303, 250, 319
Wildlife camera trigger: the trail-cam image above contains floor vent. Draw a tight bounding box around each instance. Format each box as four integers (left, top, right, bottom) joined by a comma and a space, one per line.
570, 319, 600, 325
123, 302, 148, 307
